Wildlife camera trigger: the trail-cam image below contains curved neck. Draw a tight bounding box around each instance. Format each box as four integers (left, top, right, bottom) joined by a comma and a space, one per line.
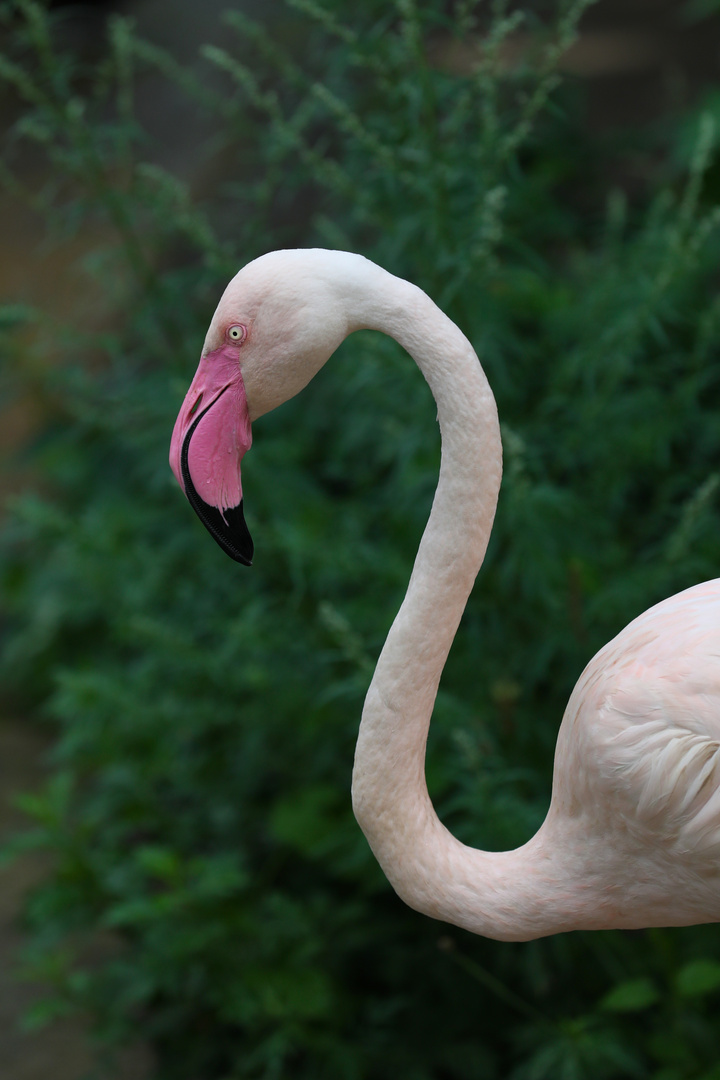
349, 269, 559, 941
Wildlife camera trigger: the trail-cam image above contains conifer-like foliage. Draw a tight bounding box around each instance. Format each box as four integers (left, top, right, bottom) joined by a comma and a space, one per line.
2, 1, 720, 1077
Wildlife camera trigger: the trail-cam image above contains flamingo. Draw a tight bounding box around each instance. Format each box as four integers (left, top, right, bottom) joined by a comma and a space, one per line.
170, 248, 720, 942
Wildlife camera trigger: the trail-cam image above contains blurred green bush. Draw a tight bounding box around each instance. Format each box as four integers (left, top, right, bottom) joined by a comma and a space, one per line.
1, 0, 720, 1077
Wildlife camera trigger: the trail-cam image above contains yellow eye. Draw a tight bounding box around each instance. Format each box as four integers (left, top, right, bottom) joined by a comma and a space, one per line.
227, 324, 247, 344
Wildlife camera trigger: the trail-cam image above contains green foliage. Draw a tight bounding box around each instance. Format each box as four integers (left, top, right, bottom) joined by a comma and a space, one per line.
1, 0, 720, 1077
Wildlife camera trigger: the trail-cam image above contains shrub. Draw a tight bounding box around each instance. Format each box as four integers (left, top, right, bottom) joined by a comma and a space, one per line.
2, 1, 720, 1077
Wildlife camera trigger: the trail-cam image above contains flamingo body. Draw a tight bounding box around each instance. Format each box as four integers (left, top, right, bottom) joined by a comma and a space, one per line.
170, 249, 720, 941
540, 579, 720, 934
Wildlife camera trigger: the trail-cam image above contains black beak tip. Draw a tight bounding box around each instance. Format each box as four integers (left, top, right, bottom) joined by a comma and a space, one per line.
180, 417, 254, 566
191, 497, 254, 565
218, 500, 254, 565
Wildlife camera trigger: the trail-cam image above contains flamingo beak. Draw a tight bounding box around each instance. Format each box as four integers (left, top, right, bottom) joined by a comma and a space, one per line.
170, 346, 254, 565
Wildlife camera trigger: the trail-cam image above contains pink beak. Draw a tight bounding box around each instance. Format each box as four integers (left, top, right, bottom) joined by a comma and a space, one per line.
170, 344, 254, 564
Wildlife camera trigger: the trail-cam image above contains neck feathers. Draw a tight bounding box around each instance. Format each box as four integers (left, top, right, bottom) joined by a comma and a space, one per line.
349, 270, 561, 940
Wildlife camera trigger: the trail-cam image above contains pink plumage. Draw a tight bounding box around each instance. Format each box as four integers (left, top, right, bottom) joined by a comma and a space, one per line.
171, 249, 720, 940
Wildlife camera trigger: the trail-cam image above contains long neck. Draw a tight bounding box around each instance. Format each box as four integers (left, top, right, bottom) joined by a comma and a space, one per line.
349, 270, 558, 941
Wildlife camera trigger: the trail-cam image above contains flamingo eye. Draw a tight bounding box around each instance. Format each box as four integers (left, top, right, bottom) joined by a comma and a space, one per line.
227, 324, 247, 345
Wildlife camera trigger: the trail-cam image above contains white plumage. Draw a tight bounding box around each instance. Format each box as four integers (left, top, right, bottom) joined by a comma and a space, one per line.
172, 249, 720, 941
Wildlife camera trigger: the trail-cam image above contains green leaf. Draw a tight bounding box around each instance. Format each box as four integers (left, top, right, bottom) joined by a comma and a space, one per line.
269, 783, 345, 857
600, 977, 660, 1013
675, 959, 720, 998
135, 844, 181, 881
0, 303, 35, 330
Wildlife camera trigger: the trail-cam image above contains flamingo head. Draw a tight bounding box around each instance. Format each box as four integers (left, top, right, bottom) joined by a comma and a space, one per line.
170, 249, 364, 564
